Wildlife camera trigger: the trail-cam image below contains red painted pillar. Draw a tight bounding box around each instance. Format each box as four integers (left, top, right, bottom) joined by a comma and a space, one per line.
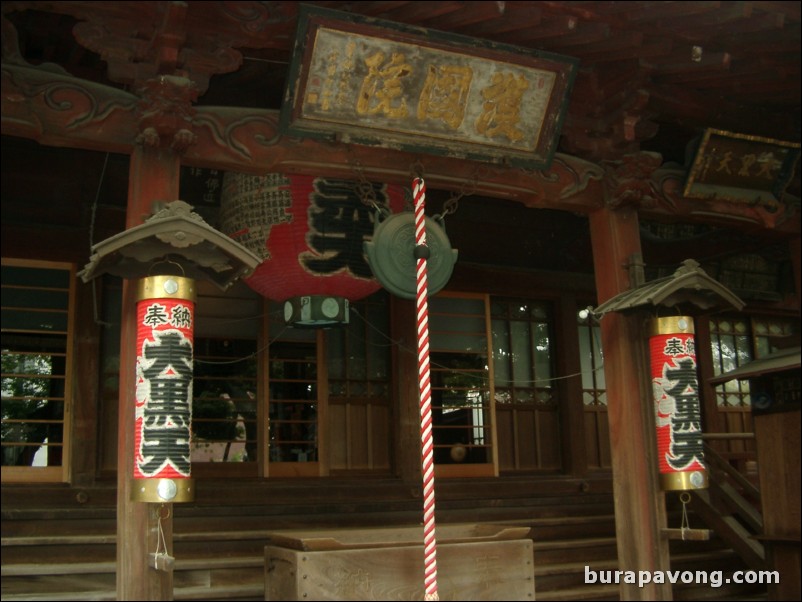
117, 146, 181, 600
589, 205, 673, 601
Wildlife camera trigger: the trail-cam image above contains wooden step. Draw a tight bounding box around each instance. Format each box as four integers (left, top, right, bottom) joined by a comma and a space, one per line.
536, 583, 620, 601
174, 583, 264, 600
7, 500, 763, 602
0, 574, 116, 601
673, 580, 768, 601
1, 562, 116, 577
535, 558, 619, 593
535, 558, 619, 578
533, 536, 618, 564
0, 592, 116, 602
1, 555, 267, 577
491, 514, 618, 541
1, 583, 265, 602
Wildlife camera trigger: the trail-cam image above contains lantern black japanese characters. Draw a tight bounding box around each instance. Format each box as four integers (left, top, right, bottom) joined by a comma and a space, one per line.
220, 172, 406, 326
649, 316, 708, 491
132, 275, 195, 502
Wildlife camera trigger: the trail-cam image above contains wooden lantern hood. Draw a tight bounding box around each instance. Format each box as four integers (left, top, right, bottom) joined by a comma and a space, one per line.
78, 200, 262, 290
592, 258, 745, 318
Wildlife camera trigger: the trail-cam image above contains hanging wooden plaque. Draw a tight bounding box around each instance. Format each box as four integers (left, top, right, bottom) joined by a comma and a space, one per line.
684, 129, 800, 206
280, 6, 578, 169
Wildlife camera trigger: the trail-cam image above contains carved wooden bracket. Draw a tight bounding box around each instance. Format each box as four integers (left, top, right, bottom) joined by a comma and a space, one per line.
135, 75, 198, 151
602, 151, 663, 209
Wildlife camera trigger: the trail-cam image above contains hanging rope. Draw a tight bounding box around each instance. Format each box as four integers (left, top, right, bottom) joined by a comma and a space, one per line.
413, 177, 439, 601
154, 504, 171, 569
679, 492, 691, 541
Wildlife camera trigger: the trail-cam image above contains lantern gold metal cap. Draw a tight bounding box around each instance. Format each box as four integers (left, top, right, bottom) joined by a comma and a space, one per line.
660, 470, 708, 491
130, 478, 195, 503
137, 275, 196, 303
650, 316, 694, 336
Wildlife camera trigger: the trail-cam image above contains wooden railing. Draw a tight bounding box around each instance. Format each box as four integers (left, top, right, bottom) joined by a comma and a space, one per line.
689, 434, 766, 572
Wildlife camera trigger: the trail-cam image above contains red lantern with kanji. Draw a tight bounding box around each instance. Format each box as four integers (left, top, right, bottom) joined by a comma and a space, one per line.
220, 172, 406, 325
132, 275, 195, 502
649, 316, 708, 491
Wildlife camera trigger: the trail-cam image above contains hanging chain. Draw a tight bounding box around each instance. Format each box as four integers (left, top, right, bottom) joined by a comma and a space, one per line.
348, 151, 483, 219
435, 167, 481, 221
349, 158, 380, 210
409, 160, 425, 181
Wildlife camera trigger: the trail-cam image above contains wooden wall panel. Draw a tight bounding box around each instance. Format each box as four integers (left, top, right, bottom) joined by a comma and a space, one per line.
537, 409, 562, 469
369, 405, 391, 470
329, 404, 348, 469
515, 409, 537, 470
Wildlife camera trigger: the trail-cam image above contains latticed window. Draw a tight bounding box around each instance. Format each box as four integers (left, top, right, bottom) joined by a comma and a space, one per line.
2, 259, 75, 482
193, 338, 258, 464
191, 280, 261, 470
491, 298, 561, 471
578, 312, 605, 407
326, 291, 392, 472
267, 304, 319, 471
709, 316, 798, 407
429, 293, 494, 476
578, 308, 609, 469
492, 299, 554, 405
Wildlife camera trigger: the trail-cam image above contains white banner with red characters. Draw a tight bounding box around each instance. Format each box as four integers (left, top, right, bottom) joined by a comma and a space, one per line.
134, 276, 195, 489
649, 316, 708, 491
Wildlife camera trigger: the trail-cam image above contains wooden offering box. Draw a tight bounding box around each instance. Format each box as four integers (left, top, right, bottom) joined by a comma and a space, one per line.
264, 523, 535, 600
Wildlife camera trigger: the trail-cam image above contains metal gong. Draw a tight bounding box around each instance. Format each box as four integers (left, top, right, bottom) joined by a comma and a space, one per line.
364, 212, 458, 300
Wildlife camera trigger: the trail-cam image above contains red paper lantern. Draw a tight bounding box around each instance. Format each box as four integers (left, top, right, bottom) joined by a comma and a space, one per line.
220, 173, 406, 323
132, 275, 195, 502
649, 316, 708, 491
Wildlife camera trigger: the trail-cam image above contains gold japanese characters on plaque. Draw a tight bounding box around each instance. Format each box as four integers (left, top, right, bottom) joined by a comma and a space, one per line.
281, 6, 578, 169
684, 129, 801, 206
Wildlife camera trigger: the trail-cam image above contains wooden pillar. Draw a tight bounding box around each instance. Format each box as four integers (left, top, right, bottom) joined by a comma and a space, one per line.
72, 280, 101, 485
117, 145, 181, 600
556, 293, 588, 477
589, 205, 672, 601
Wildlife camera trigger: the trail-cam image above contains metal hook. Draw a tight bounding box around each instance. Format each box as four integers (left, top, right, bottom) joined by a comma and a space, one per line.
410, 160, 425, 180
148, 257, 185, 277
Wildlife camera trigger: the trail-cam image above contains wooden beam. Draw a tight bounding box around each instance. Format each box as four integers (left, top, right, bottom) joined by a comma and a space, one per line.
184, 107, 606, 213
652, 1, 753, 31
496, 14, 579, 45
454, 5, 542, 37
3, 59, 796, 232
418, 1, 506, 29
620, 1, 723, 23
380, 0, 463, 23
0, 62, 604, 213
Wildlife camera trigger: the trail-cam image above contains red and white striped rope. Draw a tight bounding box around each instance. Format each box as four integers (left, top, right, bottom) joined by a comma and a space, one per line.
413, 177, 439, 601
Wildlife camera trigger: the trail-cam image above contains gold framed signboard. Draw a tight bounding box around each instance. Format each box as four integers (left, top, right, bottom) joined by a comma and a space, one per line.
684, 129, 801, 205
280, 6, 579, 170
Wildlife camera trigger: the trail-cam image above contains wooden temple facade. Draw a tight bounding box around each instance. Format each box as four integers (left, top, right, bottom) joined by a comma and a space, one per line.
2, 2, 800, 601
